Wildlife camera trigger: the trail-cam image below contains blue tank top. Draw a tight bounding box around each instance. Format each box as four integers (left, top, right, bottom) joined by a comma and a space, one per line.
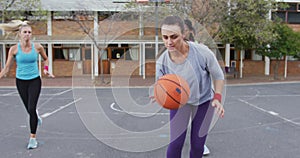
15, 43, 39, 80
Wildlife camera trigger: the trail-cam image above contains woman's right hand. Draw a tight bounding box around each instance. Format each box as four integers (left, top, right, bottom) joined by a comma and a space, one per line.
149, 95, 156, 103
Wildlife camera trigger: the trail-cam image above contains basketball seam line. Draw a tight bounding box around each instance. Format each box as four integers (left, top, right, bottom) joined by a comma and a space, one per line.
157, 82, 183, 106
158, 78, 189, 97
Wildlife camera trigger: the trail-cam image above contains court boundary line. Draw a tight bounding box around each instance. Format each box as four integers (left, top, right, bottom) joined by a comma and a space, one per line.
239, 98, 300, 126
41, 98, 82, 118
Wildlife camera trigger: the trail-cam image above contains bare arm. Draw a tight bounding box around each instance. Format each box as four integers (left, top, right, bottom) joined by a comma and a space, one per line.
212, 79, 225, 118
35, 43, 55, 78
0, 45, 17, 79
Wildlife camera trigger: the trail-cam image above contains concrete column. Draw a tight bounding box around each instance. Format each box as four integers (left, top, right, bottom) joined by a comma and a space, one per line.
240, 49, 244, 78
47, 44, 53, 74
139, 43, 146, 79
47, 12, 53, 74
1, 44, 6, 69
225, 43, 230, 67
47, 12, 52, 36
94, 11, 99, 77
265, 56, 270, 75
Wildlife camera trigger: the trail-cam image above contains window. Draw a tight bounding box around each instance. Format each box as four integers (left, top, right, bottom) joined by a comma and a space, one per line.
244, 49, 252, 60
273, 12, 286, 22
54, 48, 66, 60
69, 49, 81, 61
288, 12, 300, 24
230, 49, 236, 60
111, 48, 125, 59
109, 44, 139, 61
287, 3, 297, 11
53, 44, 81, 61
145, 47, 155, 59
145, 44, 165, 59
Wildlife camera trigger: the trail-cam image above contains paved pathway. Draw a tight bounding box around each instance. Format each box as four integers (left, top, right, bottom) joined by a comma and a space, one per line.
0, 75, 300, 87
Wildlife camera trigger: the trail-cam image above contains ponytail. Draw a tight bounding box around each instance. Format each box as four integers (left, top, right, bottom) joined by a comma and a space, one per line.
0, 20, 30, 33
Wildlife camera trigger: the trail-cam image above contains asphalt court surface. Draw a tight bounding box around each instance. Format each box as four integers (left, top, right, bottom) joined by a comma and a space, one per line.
0, 82, 300, 158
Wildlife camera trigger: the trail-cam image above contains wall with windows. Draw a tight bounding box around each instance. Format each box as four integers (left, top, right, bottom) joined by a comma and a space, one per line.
273, 2, 300, 24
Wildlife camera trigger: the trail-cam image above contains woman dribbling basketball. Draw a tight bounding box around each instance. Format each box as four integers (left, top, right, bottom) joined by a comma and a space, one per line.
156, 16, 225, 158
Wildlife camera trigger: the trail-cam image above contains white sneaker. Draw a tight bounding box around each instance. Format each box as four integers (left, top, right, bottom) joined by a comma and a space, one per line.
27, 138, 38, 149
203, 144, 210, 156
36, 110, 42, 126
38, 116, 42, 126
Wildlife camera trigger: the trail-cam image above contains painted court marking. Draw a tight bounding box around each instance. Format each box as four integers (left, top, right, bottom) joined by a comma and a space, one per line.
0, 91, 18, 96
238, 98, 300, 126
110, 102, 169, 116
41, 98, 82, 118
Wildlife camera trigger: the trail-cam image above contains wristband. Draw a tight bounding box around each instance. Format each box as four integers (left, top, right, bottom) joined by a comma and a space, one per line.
213, 93, 222, 102
44, 65, 49, 71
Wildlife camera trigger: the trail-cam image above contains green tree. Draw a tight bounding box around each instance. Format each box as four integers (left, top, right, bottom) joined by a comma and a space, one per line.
256, 23, 300, 79
171, 0, 229, 39
1, 0, 45, 22
219, 0, 279, 50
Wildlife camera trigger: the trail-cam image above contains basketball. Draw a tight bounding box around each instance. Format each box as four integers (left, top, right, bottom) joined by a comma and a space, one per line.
154, 74, 190, 110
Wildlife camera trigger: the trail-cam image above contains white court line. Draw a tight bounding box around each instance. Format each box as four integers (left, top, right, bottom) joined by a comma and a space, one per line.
53, 88, 73, 96
0, 91, 18, 96
110, 102, 169, 116
41, 88, 73, 96
41, 98, 82, 118
238, 98, 300, 126
230, 94, 300, 98
0, 88, 72, 97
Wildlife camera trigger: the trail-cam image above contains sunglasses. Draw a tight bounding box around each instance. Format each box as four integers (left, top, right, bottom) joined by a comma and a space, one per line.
162, 34, 179, 40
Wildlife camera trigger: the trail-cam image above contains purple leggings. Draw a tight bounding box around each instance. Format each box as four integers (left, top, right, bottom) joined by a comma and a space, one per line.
167, 100, 214, 158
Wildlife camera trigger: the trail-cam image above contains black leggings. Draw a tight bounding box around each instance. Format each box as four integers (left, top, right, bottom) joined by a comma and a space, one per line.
16, 77, 41, 134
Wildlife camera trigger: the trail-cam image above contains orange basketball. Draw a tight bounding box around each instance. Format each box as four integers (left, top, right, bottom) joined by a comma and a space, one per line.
154, 74, 190, 110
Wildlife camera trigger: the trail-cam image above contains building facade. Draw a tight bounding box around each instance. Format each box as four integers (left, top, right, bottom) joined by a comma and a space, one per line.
0, 0, 299, 78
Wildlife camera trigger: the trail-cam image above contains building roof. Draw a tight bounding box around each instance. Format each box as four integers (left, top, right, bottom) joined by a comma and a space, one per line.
41, 0, 127, 11
276, 0, 300, 2
0, 0, 127, 12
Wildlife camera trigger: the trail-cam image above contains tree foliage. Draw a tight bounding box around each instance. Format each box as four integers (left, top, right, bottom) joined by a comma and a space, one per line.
171, 0, 229, 38
1, 0, 45, 21
257, 23, 300, 60
256, 23, 300, 79
219, 0, 280, 50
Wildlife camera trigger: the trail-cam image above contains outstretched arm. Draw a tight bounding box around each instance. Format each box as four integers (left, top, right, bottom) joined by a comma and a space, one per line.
212, 79, 225, 118
36, 43, 55, 78
0, 45, 17, 79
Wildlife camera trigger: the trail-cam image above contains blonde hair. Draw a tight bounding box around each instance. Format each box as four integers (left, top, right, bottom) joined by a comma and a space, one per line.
0, 20, 30, 33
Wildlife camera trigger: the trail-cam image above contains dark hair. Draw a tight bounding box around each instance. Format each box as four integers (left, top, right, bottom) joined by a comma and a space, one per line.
184, 19, 195, 42
184, 19, 195, 34
161, 15, 185, 34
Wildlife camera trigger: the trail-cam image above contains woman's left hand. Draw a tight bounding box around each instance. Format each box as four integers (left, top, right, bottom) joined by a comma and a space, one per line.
211, 99, 225, 118
43, 69, 55, 78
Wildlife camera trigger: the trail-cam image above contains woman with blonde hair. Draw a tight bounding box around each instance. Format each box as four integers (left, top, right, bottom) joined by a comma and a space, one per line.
0, 20, 54, 149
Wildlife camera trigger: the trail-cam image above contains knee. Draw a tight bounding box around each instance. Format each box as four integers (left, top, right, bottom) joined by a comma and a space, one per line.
27, 106, 37, 116
190, 137, 205, 153
168, 140, 184, 151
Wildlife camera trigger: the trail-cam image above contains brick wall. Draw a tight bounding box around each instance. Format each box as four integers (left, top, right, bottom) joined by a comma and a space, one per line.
53, 60, 83, 77
241, 60, 300, 76
243, 61, 265, 75
145, 60, 156, 76
288, 24, 300, 32
52, 21, 90, 36
111, 60, 140, 76
31, 21, 47, 35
